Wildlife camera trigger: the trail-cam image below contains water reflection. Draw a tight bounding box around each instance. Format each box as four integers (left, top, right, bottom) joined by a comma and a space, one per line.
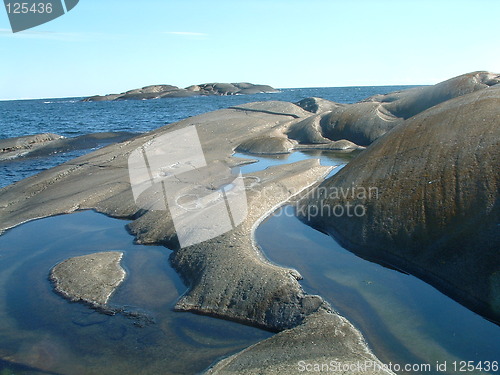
256, 207, 500, 375
233, 149, 360, 175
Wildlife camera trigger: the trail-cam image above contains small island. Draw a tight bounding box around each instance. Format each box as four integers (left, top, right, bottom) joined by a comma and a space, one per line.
82, 82, 279, 101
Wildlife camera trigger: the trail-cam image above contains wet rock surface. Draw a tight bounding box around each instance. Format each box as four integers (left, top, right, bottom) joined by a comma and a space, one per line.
295, 71, 500, 146
205, 309, 395, 375
0, 98, 390, 372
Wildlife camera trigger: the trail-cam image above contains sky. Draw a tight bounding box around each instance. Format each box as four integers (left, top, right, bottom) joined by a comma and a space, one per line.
1, 0, 499, 100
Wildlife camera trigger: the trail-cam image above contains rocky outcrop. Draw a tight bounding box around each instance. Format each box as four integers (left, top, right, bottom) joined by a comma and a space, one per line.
50, 252, 126, 307
0, 132, 137, 161
205, 309, 394, 375
4, 71, 497, 373
235, 137, 296, 154
82, 82, 279, 101
296, 97, 344, 114
170, 159, 332, 331
298, 85, 500, 324
0, 133, 63, 157
293, 71, 500, 146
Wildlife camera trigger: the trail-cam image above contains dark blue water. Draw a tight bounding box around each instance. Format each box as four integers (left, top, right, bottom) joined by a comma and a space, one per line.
0, 86, 412, 188
0, 87, 410, 138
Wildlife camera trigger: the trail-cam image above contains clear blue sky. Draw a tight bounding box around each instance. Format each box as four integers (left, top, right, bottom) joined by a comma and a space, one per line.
1, 0, 499, 99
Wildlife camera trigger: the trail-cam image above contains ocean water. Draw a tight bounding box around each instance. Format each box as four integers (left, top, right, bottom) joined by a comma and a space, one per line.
0, 86, 411, 188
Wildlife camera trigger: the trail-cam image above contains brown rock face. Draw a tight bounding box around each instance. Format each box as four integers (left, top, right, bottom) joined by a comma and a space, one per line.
299, 86, 500, 324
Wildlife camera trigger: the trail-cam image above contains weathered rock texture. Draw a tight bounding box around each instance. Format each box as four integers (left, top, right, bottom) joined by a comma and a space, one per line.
50, 252, 126, 306
82, 82, 279, 101
3, 71, 497, 372
0, 133, 63, 158
171, 159, 332, 331
0, 132, 137, 161
205, 309, 394, 375
299, 85, 500, 324
294, 71, 500, 146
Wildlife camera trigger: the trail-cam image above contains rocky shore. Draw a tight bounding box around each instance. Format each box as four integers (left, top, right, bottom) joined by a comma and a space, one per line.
0, 131, 137, 161
82, 82, 279, 101
0, 70, 498, 373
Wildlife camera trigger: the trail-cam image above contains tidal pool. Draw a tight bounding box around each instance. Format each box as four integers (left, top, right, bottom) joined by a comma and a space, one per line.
233, 149, 360, 175
0, 211, 272, 375
1, 149, 498, 374
256, 207, 500, 375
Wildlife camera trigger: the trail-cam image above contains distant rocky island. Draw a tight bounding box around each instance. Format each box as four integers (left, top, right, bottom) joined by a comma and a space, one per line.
82, 82, 279, 101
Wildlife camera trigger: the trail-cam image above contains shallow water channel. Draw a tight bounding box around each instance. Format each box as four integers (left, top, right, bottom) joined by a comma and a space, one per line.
0, 211, 271, 375
249, 152, 500, 375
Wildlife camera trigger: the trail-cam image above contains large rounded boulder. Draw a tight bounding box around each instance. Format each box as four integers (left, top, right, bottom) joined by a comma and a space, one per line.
298, 86, 500, 323
320, 71, 500, 146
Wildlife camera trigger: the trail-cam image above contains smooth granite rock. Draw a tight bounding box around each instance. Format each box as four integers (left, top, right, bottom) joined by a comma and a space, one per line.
299, 85, 500, 324
296, 97, 344, 114
4, 72, 495, 372
0, 133, 63, 159
294, 71, 500, 146
235, 137, 296, 154
0, 132, 137, 161
50, 252, 126, 306
170, 159, 333, 331
285, 113, 332, 144
295, 139, 364, 151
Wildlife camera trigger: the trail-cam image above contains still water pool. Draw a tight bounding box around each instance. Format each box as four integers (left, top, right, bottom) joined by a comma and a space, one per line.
0, 211, 272, 375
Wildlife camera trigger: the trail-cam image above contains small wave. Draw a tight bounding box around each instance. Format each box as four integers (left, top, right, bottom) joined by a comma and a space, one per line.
43, 100, 78, 104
